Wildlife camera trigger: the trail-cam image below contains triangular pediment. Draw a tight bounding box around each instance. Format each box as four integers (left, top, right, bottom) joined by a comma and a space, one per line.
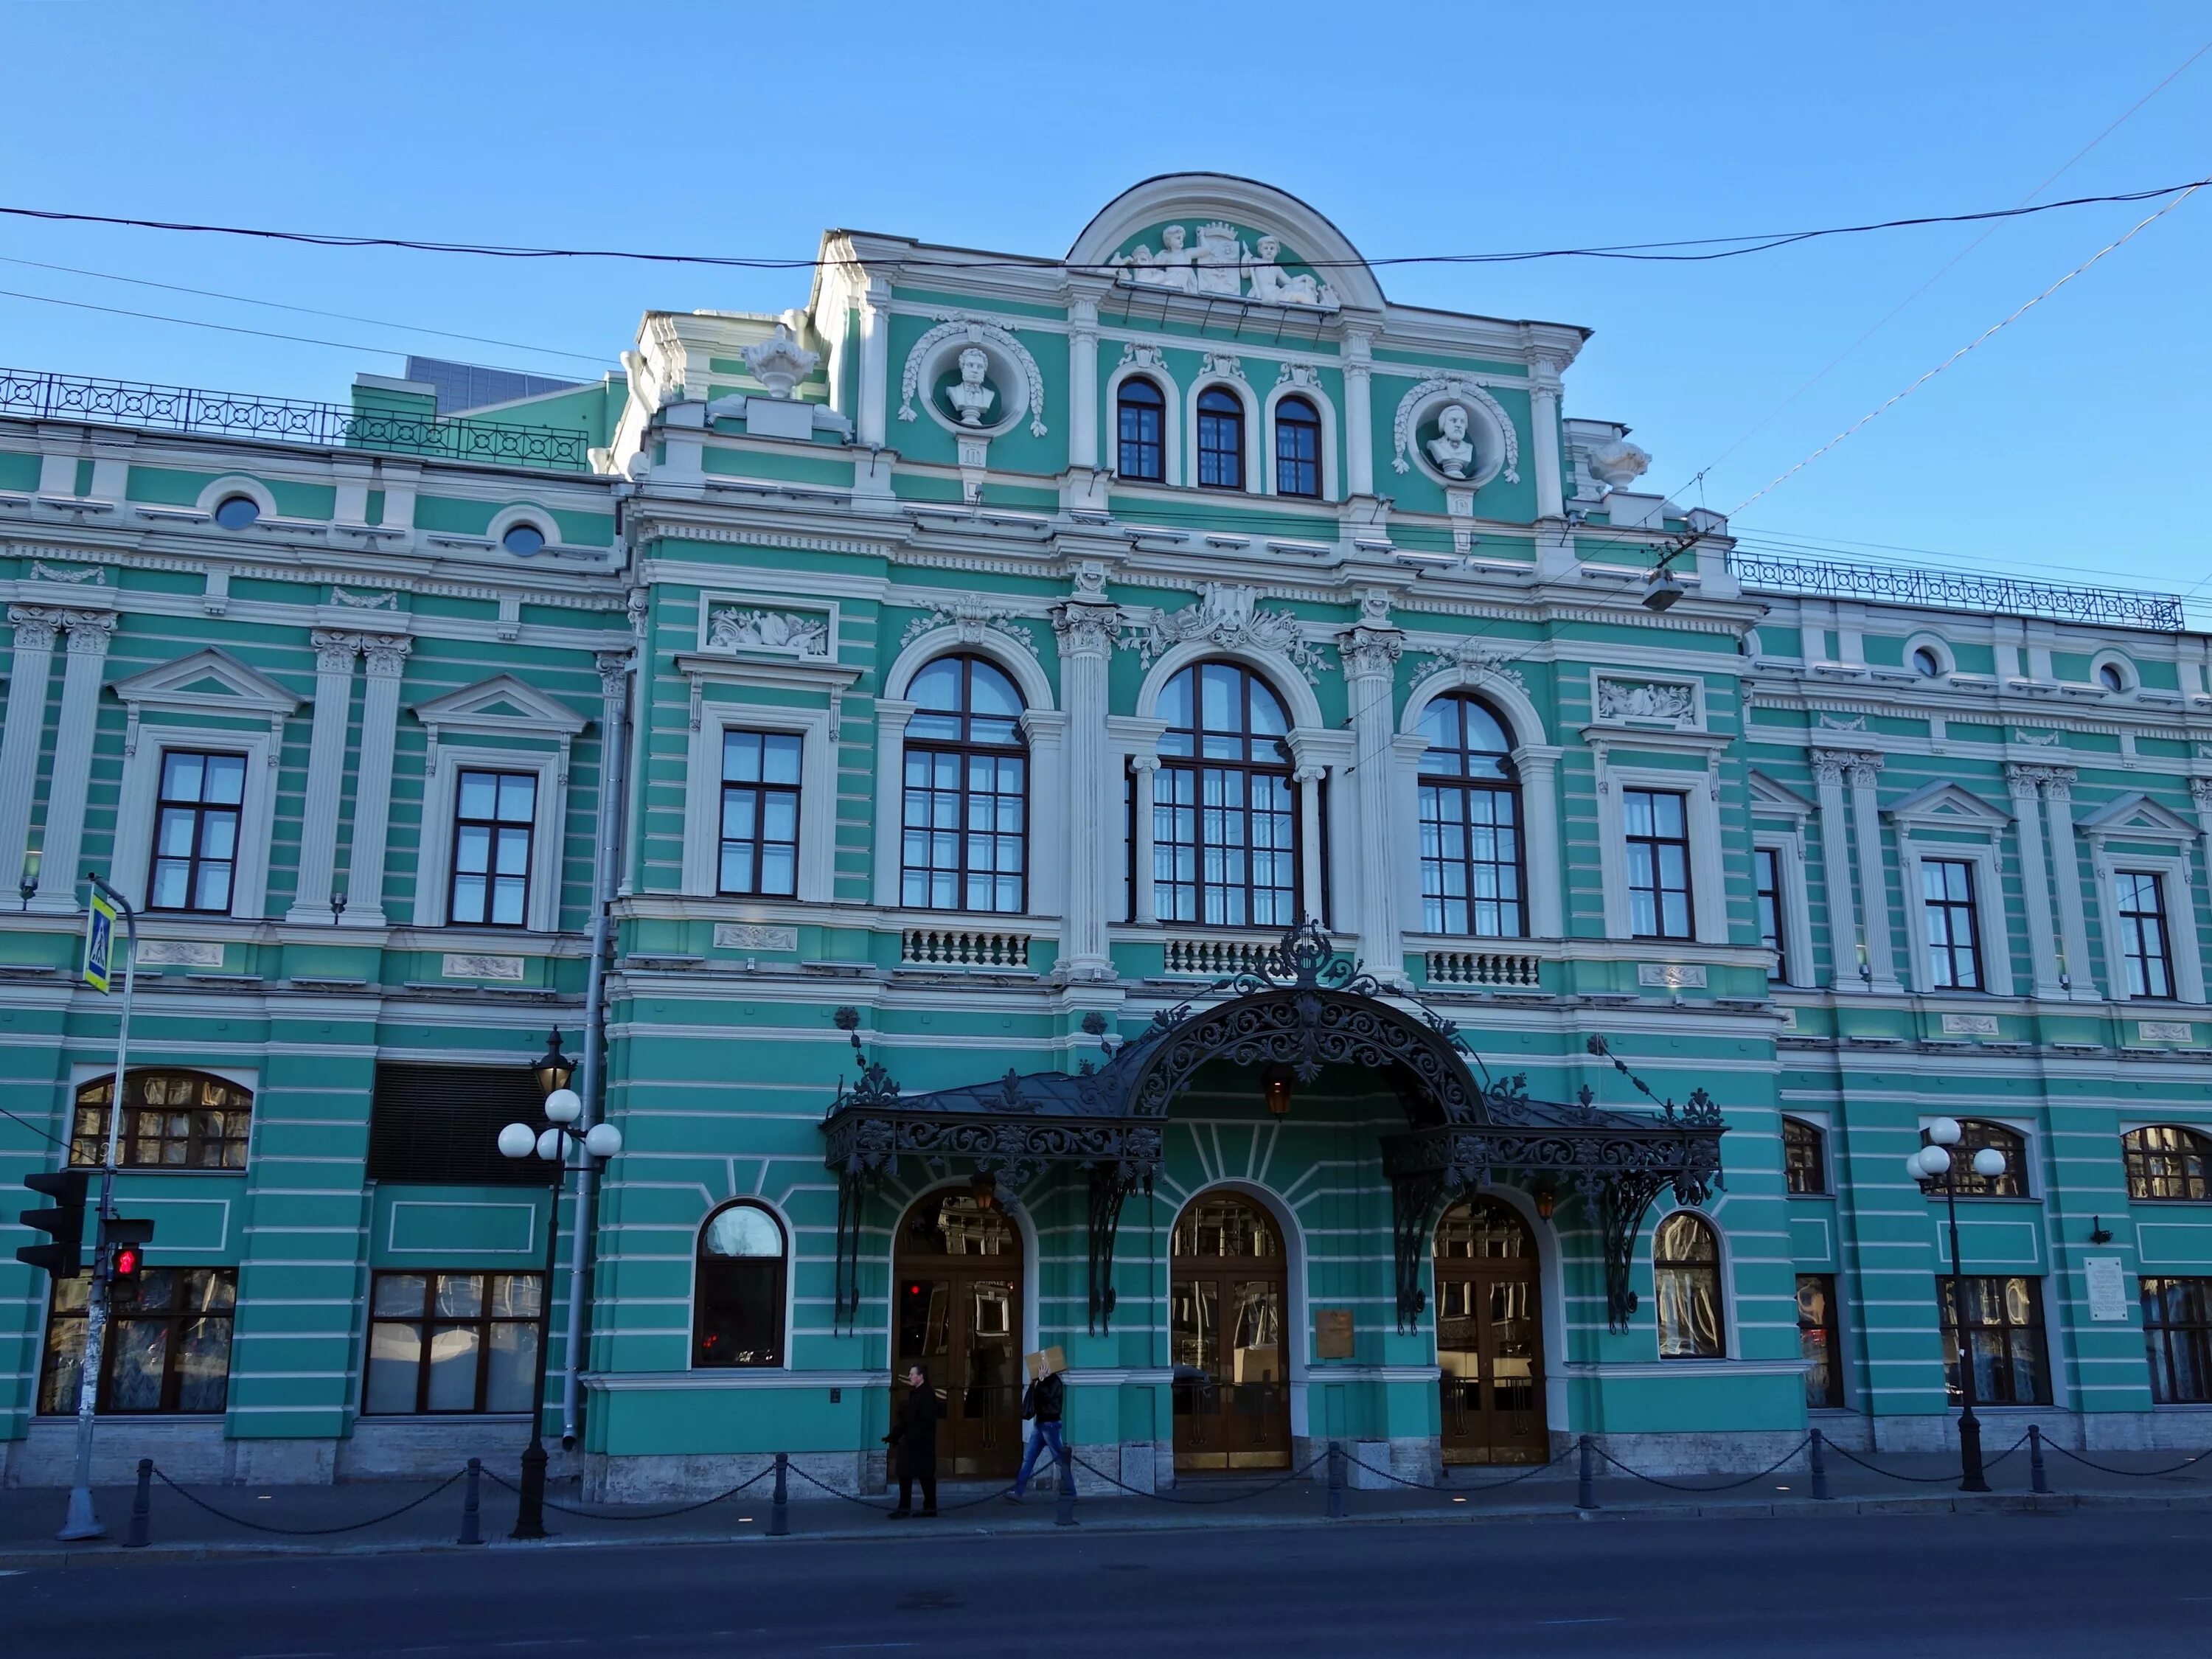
412, 675, 588, 739
110, 649, 300, 717
1747, 770, 1815, 820
2079, 791, 2198, 844
1885, 780, 2011, 830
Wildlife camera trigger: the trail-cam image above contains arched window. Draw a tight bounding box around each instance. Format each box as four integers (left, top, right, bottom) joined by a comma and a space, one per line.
1155, 662, 1296, 927
1653, 1211, 1724, 1358
1274, 395, 1321, 498
1116, 378, 1166, 482
2124, 1126, 2212, 1202
1783, 1118, 1827, 1195
72, 1069, 252, 1170
1416, 695, 1523, 938
900, 655, 1028, 914
693, 1203, 787, 1368
1919, 1120, 2027, 1197
1196, 387, 1245, 490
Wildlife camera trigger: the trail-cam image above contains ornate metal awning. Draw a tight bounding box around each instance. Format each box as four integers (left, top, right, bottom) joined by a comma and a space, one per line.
820, 920, 1726, 1335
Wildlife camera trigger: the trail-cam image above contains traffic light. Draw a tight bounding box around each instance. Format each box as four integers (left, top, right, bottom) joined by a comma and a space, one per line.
16, 1169, 89, 1282
103, 1216, 155, 1284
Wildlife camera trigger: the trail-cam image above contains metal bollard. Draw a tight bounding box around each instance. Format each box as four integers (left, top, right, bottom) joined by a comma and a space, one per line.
126, 1458, 152, 1548
459, 1458, 484, 1546
769, 1453, 790, 1537
2028, 1425, 2049, 1495
1054, 1443, 1077, 1528
1809, 1429, 1831, 1502
1326, 1439, 1345, 1520
1576, 1435, 1598, 1512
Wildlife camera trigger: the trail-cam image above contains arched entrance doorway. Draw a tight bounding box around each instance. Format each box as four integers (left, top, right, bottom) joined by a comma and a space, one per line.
1434, 1196, 1546, 1464
1170, 1191, 1291, 1472
892, 1190, 1023, 1479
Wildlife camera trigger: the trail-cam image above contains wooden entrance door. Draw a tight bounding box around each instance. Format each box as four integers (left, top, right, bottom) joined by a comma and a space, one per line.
1171, 1192, 1291, 1472
1434, 1197, 1547, 1464
893, 1191, 1023, 1478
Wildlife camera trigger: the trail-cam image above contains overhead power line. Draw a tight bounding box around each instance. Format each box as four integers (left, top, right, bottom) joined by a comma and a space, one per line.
0, 178, 2203, 272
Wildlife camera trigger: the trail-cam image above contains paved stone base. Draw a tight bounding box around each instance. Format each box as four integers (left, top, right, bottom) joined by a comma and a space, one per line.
336, 1417, 539, 1481
1, 1421, 341, 1487
582, 1449, 869, 1505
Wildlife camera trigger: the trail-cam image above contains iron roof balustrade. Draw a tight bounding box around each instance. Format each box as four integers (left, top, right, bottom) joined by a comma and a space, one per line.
1730, 549, 2185, 633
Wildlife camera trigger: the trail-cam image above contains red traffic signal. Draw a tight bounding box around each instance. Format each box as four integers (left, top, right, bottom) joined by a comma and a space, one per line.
102, 1216, 156, 1285
112, 1245, 142, 1280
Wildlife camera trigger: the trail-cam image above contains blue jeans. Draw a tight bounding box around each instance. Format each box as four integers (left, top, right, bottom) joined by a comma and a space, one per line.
1012, 1420, 1070, 1497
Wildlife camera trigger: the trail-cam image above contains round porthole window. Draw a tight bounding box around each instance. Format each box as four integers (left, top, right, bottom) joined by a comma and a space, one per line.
2098, 661, 2127, 693
1911, 646, 1942, 678
501, 523, 546, 557
212, 495, 261, 530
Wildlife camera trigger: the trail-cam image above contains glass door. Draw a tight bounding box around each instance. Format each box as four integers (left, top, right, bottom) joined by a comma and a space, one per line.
893, 1193, 1023, 1478
1434, 1198, 1546, 1464
1171, 1192, 1291, 1472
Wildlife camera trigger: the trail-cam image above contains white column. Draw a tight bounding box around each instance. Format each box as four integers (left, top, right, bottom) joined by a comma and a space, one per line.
0, 608, 62, 891
1810, 752, 1861, 990
1294, 765, 1326, 925
1051, 602, 1119, 978
27, 613, 116, 913
1848, 755, 1902, 993
1130, 755, 1161, 925
1066, 294, 1100, 473
1340, 624, 1405, 979
856, 278, 892, 451
289, 630, 359, 922
1343, 328, 1375, 498
1530, 356, 1565, 521
872, 700, 915, 908
2006, 765, 2065, 1000
338, 635, 411, 927
2043, 772, 2096, 998
1515, 744, 1565, 939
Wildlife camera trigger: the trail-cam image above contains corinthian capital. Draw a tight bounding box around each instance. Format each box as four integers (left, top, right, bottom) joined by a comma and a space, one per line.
2191, 776, 2212, 813
1809, 750, 1848, 788
361, 634, 413, 677
1050, 601, 1121, 660
1843, 752, 1884, 788
7, 606, 66, 650
310, 630, 361, 675
1337, 625, 1403, 683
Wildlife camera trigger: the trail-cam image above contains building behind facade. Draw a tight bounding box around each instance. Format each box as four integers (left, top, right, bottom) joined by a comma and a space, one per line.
1, 175, 2210, 1496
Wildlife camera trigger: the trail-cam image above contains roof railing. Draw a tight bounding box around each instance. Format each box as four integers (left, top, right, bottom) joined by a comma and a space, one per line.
0, 366, 591, 472
1729, 550, 2185, 633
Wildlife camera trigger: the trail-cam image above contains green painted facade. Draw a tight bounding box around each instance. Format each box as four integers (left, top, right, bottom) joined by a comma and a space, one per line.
3, 175, 2210, 1495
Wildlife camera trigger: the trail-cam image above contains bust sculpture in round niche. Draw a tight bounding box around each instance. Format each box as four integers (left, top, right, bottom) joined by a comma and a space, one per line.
1427, 403, 1477, 479
945, 347, 998, 428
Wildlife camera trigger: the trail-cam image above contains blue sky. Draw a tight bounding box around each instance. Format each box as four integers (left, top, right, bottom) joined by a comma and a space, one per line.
4, 2, 2208, 599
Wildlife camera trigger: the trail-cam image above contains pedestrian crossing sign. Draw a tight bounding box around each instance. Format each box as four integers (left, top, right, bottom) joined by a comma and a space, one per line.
83, 890, 116, 993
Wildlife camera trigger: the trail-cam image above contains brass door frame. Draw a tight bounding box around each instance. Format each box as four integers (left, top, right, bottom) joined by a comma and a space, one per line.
1433, 1201, 1547, 1467
1170, 1194, 1292, 1474
892, 1193, 1025, 1480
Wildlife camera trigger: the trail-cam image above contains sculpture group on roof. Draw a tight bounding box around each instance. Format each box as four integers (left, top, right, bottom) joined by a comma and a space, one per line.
1111, 223, 1340, 309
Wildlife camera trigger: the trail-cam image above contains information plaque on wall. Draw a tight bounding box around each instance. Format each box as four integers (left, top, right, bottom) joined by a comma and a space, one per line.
2084, 1256, 2128, 1322
1315, 1307, 1354, 1360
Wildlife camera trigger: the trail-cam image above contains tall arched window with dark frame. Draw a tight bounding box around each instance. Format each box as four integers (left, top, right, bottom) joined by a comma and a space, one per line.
1116, 378, 1166, 482
1416, 694, 1523, 939
692, 1202, 787, 1368
900, 655, 1029, 914
1274, 395, 1321, 498
1155, 661, 1298, 928
1195, 386, 1245, 490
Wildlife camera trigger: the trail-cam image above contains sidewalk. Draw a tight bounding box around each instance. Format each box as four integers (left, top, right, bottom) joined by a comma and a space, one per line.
2, 1441, 2208, 1569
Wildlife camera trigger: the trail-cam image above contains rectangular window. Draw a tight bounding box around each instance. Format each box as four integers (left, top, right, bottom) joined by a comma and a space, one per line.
39, 1267, 236, 1415
364, 1271, 543, 1414
1117, 395, 1164, 482
719, 731, 801, 897
1623, 788, 1692, 939
1154, 762, 1296, 928
1797, 1274, 1844, 1408
1936, 1275, 2050, 1406
1275, 413, 1321, 498
900, 746, 1028, 913
448, 769, 536, 927
2140, 1276, 2212, 1405
147, 750, 246, 914
1419, 781, 1524, 937
2115, 871, 2174, 999
1921, 858, 1982, 990
1755, 847, 1787, 984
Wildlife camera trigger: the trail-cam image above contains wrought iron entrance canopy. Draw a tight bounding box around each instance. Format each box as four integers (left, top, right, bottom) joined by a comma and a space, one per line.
819, 920, 1726, 1335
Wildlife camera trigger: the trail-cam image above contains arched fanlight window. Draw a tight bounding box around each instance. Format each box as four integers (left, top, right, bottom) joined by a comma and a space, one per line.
693, 1203, 787, 1368
1918, 1120, 2026, 1198
1782, 1118, 1827, 1195
1155, 661, 1296, 927
1196, 387, 1245, 490
72, 1069, 253, 1170
1274, 395, 1321, 498
901, 655, 1028, 914
2123, 1125, 2212, 1202
1653, 1211, 1724, 1358
1416, 695, 1523, 939
1116, 378, 1166, 482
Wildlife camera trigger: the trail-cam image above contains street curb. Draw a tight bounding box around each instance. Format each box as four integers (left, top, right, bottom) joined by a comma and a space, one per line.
2, 1486, 2206, 1569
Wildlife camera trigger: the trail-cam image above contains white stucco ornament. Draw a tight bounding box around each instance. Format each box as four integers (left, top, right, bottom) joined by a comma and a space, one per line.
1426, 405, 1477, 480
1121, 583, 1322, 682
1110, 222, 1340, 310
1392, 376, 1519, 488
945, 347, 997, 428
708, 607, 830, 658
1588, 439, 1652, 492
740, 323, 818, 400
897, 316, 1047, 437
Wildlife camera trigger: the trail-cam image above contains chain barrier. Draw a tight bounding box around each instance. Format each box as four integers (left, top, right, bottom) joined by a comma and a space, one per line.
1339, 1445, 1574, 1493
148, 1466, 467, 1537
1820, 1434, 2030, 1485
1589, 1436, 1813, 1495
782, 1459, 1017, 1513
1071, 1452, 1328, 1506
479, 1462, 773, 1521
2041, 1441, 2212, 1479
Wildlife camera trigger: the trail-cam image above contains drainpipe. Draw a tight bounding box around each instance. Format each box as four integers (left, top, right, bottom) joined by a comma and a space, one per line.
560, 487, 638, 1447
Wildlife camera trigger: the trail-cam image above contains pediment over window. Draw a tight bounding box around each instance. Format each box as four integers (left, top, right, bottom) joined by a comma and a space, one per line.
1747, 770, 1815, 821
110, 648, 300, 719
2079, 791, 2199, 844
1885, 780, 2011, 834
411, 675, 588, 742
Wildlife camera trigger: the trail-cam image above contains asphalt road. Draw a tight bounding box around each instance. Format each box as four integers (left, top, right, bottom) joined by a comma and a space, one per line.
4, 1508, 2210, 1657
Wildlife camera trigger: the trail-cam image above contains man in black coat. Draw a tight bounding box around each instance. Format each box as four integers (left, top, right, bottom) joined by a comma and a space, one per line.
883, 1364, 942, 1518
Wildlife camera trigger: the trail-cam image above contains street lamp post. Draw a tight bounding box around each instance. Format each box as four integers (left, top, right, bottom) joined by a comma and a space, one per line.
1907, 1116, 2010, 1494
497, 1030, 622, 1540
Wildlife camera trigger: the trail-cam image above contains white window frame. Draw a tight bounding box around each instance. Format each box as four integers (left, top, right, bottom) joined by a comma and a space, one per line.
1780, 1111, 1835, 1197
1751, 829, 1818, 990
1898, 838, 2014, 997
684, 700, 835, 902
1650, 1205, 1735, 1361
1596, 763, 1727, 944
413, 745, 570, 933
2092, 851, 2205, 1004
111, 722, 280, 919
1262, 376, 1338, 502
1184, 375, 1262, 494
1104, 355, 1180, 486
1919, 1114, 2038, 1200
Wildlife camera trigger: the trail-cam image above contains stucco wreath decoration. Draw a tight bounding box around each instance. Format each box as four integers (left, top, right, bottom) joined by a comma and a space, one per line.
896, 317, 1049, 437
1390, 375, 1520, 482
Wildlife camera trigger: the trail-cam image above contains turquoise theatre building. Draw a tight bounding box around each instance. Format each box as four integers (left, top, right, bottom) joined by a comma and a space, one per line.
3, 174, 2211, 1496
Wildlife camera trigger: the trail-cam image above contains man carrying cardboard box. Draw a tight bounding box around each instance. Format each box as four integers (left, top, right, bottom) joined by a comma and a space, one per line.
1004, 1345, 1074, 1503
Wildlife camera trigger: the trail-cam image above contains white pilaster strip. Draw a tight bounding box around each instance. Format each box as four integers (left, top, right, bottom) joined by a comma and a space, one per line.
0, 608, 62, 892
2006, 765, 2065, 1001
2043, 772, 2096, 998
338, 634, 412, 927
1051, 602, 1119, 978
29, 612, 116, 913
1847, 754, 1902, 993
288, 630, 359, 922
